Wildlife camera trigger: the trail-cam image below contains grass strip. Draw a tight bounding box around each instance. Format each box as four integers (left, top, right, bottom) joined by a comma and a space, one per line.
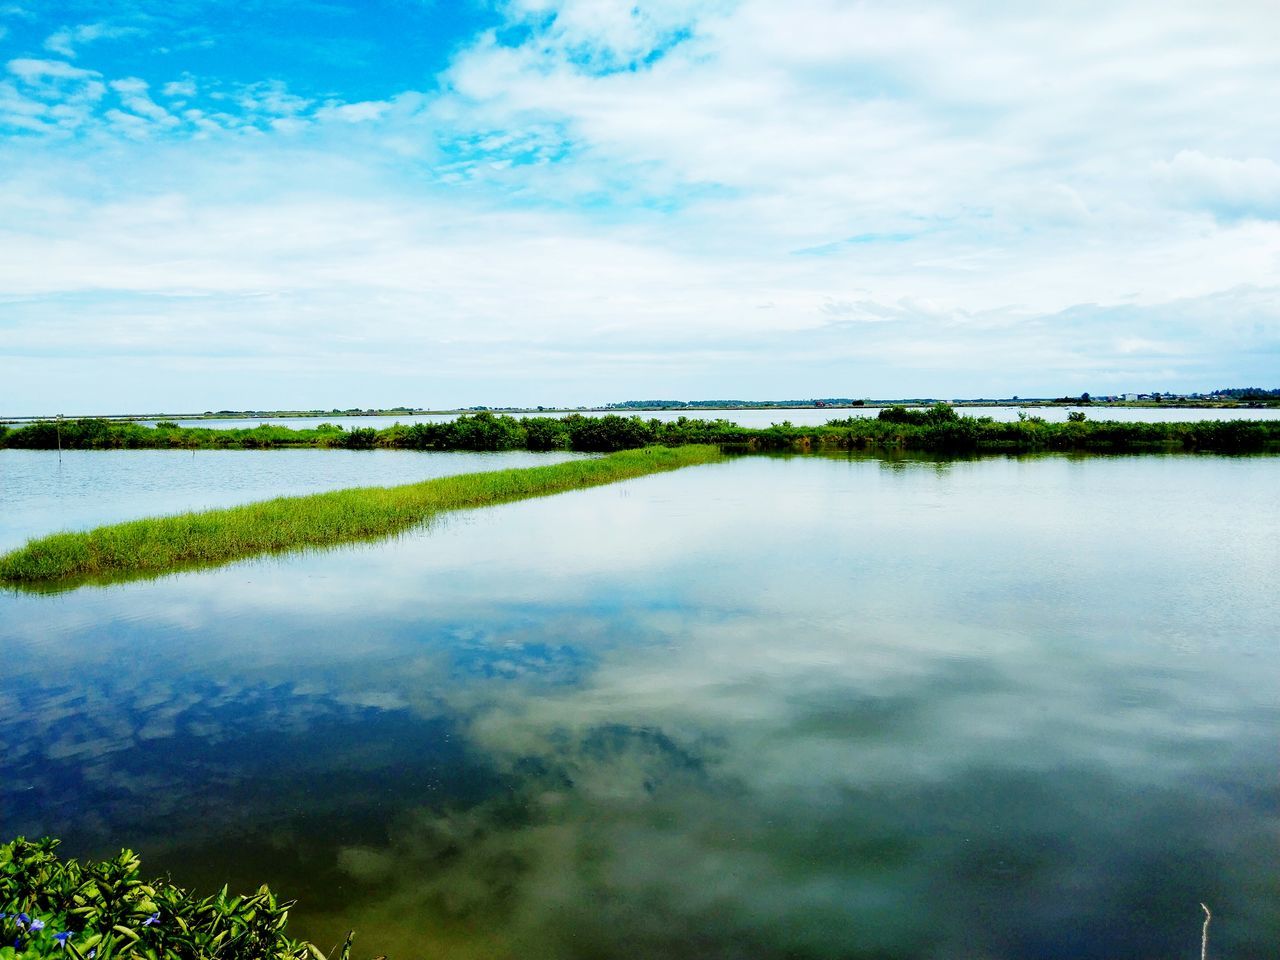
0, 445, 723, 589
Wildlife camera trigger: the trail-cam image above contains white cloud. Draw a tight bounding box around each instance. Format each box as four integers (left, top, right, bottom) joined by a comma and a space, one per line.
236, 79, 312, 117
43, 22, 141, 59
1157, 150, 1280, 220
162, 79, 197, 99
7, 58, 99, 82
316, 100, 391, 123
108, 77, 177, 127
2, 0, 1279, 409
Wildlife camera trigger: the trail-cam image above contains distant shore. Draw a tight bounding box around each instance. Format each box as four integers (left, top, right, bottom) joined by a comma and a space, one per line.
3, 398, 1276, 424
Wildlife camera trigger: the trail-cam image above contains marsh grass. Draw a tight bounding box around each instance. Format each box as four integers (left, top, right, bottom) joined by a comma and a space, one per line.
0, 445, 723, 590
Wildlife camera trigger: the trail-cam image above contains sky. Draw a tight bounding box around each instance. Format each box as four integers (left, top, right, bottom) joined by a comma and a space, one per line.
1, 0, 1278, 414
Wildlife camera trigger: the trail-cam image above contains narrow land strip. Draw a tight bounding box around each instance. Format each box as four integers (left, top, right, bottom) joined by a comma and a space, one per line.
0, 445, 723, 589
3, 407, 1279, 454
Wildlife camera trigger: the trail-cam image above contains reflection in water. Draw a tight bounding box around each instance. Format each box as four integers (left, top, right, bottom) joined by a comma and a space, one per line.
0, 453, 1277, 959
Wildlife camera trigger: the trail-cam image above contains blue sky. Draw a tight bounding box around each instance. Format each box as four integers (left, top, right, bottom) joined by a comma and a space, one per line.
2, 0, 1278, 414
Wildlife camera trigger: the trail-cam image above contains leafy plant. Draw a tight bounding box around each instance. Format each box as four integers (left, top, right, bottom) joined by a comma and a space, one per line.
0, 837, 356, 960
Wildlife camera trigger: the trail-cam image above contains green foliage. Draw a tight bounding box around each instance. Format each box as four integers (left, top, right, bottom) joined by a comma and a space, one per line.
0, 837, 353, 960
876, 403, 959, 425
522, 418, 571, 451
1, 411, 1277, 457
0, 446, 725, 588
1067, 411, 1087, 422
337, 428, 378, 450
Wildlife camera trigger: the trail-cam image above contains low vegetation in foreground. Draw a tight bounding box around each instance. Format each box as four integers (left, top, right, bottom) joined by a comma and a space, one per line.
0, 837, 353, 960
2, 405, 1278, 454
0, 445, 723, 588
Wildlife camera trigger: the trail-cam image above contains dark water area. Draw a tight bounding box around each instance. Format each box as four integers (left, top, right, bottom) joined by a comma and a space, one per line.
1, 451, 1277, 958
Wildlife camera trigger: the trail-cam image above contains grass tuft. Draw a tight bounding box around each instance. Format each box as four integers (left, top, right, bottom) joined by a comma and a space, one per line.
0, 445, 723, 590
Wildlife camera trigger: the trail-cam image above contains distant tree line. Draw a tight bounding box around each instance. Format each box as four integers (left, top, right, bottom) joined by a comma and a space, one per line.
1214, 387, 1280, 402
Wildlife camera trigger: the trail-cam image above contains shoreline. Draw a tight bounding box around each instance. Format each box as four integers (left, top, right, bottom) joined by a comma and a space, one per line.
3, 401, 1276, 424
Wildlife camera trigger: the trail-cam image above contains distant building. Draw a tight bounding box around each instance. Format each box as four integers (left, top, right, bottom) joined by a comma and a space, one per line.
1124, 393, 1139, 401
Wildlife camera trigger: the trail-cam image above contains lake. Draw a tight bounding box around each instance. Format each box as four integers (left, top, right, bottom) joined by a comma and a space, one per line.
1, 449, 1277, 959
6, 406, 1278, 432
0, 448, 589, 552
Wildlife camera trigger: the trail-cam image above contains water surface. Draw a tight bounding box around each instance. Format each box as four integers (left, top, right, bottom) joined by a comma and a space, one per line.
8, 405, 1278, 431
1, 452, 1276, 959
0, 448, 587, 551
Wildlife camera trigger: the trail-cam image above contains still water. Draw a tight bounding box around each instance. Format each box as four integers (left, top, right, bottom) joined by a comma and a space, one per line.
1, 451, 1277, 959
0, 448, 588, 552
3, 405, 1272, 431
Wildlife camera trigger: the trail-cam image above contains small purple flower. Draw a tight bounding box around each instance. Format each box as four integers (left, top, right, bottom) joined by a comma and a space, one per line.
29, 918, 45, 932
54, 931, 73, 948
142, 912, 159, 927
16, 913, 30, 927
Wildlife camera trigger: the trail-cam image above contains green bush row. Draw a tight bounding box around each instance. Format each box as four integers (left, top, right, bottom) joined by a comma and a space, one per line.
3, 407, 1279, 454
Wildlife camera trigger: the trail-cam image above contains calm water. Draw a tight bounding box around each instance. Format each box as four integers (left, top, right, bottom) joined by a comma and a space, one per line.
6, 406, 1277, 431
0, 448, 588, 551
1, 451, 1277, 959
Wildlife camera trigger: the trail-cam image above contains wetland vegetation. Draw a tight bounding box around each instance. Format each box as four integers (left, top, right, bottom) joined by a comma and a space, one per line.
0, 446, 722, 588
3, 405, 1279, 454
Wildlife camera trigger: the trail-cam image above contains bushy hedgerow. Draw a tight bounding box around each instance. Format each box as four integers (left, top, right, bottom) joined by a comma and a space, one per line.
2, 411, 1278, 455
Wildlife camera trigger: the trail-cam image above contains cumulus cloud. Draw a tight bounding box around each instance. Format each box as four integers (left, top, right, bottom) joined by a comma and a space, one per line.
1, 0, 1279, 410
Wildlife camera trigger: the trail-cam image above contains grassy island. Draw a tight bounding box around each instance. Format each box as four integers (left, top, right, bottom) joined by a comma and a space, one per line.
2, 406, 1279, 454
0, 445, 723, 588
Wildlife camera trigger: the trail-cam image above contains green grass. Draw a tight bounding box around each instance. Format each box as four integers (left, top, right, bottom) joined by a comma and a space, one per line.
0, 446, 723, 589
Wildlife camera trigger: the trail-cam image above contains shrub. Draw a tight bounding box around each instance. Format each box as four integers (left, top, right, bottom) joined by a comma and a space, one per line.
876, 403, 957, 426
341, 428, 379, 449
562, 414, 657, 451
0, 836, 356, 960
522, 417, 570, 451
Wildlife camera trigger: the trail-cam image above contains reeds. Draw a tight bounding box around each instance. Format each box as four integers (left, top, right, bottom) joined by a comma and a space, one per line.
0, 445, 722, 588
